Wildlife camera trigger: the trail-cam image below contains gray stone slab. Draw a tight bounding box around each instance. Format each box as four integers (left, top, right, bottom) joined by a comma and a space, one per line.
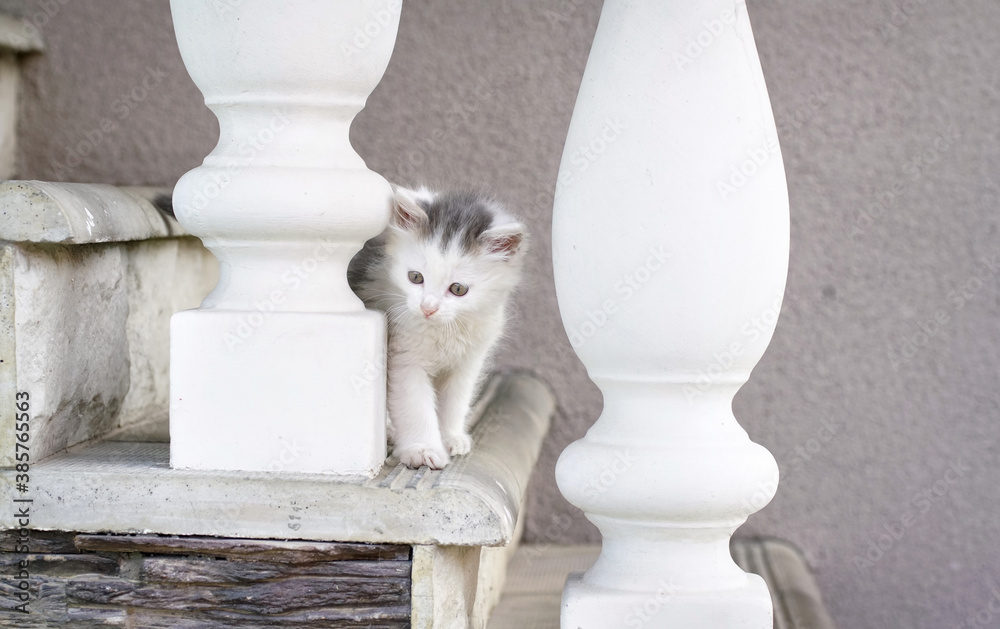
0, 237, 217, 467
1, 242, 131, 467
0, 372, 555, 547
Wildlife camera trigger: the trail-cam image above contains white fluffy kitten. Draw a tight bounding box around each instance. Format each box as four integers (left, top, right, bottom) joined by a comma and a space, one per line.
349, 186, 527, 469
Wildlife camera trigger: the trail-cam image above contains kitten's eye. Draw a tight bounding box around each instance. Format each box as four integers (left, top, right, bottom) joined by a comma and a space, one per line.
408, 271, 424, 284
449, 282, 469, 296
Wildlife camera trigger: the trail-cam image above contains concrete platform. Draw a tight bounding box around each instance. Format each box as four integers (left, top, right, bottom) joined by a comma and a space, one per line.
0, 372, 554, 547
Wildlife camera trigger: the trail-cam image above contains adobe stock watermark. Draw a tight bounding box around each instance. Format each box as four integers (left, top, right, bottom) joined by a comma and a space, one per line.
624, 580, 679, 629
472, 401, 516, 442
264, 438, 308, 473
956, 578, 1000, 629
782, 415, 841, 477
554, 117, 627, 200
539, 0, 589, 28
847, 124, 961, 242
522, 513, 574, 564
341, 0, 402, 57
565, 246, 670, 349
774, 86, 831, 138
398, 77, 497, 180
212, 0, 245, 16
743, 414, 841, 513
582, 450, 639, 500
876, 0, 930, 40
683, 292, 784, 402
352, 351, 387, 395
50, 66, 168, 178
204, 500, 244, 539
17, 0, 71, 45
263, 439, 310, 534
716, 137, 781, 201
222, 237, 340, 352
190, 109, 291, 211
887, 254, 998, 371
673, 8, 737, 70
852, 458, 971, 575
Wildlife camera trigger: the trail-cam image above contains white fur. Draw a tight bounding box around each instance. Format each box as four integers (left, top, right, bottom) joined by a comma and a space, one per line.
353, 187, 525, 469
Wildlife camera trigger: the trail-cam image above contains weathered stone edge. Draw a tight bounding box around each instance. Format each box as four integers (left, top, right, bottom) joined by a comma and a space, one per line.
0, 372, 555, 547
0, 180, 187, 244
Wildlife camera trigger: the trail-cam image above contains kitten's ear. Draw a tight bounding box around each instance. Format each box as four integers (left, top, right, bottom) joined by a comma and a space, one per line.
480, 222, 526, 259
390, 186, 429, 231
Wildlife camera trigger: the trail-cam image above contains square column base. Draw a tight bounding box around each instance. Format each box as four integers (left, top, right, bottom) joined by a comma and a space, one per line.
170, 309, 386, 476
561, 572, 772, 629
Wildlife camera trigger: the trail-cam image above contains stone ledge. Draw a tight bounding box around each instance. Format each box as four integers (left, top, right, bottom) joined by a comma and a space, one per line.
0, 372, 555, 547
0, 181, 186, 244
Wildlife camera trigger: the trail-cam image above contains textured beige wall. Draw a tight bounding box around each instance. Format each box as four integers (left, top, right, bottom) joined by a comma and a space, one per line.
13, 1, 1000, 628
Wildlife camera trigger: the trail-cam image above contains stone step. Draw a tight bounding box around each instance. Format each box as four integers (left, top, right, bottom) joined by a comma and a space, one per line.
2, 371, 555, 628
1, 371, 553, 547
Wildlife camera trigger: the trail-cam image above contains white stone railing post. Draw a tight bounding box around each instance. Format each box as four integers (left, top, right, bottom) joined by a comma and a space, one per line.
552, 1, 788, 628
168, 1, 401, 476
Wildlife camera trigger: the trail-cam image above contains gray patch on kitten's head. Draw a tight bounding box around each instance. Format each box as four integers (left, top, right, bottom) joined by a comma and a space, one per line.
385, 185, 526, 261
423, 191, 497, 254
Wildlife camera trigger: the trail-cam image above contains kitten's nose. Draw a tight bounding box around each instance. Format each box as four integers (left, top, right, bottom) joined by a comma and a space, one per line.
421, 304, 438, 318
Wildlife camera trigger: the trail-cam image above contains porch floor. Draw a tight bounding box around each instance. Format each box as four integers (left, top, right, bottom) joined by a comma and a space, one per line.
487, 539, 836, 629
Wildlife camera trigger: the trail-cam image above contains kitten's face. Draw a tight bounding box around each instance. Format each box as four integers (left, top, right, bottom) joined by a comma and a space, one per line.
388, 237, 487, 324
383, 187, 525, 326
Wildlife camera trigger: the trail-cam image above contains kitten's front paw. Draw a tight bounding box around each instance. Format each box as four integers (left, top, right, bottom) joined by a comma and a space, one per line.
396, 445, 450, 470
444, 433, 473, 457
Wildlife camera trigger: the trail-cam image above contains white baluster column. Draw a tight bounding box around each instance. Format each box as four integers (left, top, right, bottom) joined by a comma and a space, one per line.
168, 1, 401, 476
553, 1, 788, 627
